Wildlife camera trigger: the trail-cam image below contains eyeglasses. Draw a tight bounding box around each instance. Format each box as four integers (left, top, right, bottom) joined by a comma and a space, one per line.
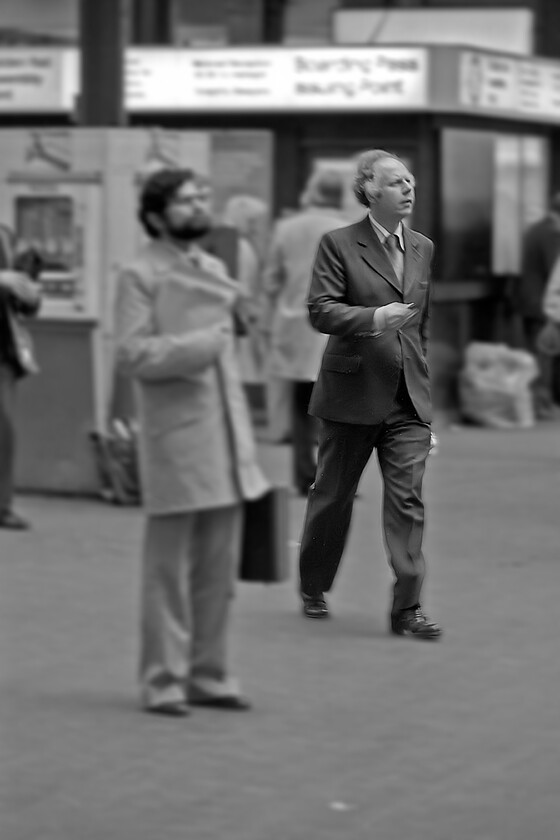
169, 193, 210, 207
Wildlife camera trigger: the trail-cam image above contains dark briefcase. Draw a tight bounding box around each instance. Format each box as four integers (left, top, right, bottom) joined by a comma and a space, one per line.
239, 487, 290, 583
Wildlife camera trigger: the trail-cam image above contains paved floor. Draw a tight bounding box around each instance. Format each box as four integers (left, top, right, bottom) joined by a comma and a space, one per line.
1, 421, 560, 840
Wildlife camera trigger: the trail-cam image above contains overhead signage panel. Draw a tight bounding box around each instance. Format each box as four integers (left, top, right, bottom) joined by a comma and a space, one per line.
0, 49, 71, 112
124, 47, 429, 112
459, 50, 560, 122
1, 45, 560, 124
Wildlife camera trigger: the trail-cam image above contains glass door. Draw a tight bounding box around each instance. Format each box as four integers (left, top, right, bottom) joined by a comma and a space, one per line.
440, 128, 548, 281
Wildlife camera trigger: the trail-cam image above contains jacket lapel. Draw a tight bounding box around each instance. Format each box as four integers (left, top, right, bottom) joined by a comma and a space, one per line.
402, 228, 423, 297
355, 217, 402, 295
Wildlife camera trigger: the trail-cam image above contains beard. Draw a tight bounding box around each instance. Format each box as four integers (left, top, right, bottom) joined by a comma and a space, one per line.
166, 214, 212, 241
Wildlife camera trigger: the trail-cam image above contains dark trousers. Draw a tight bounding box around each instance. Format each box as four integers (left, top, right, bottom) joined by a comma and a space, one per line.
0, 363, 16, 513
299, 379, 431, 615
292, 380, 319, 493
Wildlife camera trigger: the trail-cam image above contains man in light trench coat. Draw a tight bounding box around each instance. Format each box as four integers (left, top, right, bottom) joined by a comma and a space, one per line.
115, 168, 269, 717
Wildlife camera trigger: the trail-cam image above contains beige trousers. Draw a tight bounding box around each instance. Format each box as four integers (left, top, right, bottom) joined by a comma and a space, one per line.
139, 503, 243, 708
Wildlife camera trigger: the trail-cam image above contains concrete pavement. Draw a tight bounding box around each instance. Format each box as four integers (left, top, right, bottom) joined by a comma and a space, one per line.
1, 421, 560, 840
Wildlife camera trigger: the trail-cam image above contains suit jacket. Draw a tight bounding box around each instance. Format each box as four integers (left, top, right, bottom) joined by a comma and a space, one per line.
262, 206, 344, 381
307, 215, 433, 425
519, 215, 560, 319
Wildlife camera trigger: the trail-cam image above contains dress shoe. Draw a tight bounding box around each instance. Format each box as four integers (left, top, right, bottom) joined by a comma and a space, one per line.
0, 510, 30, 530
390, 606, 441, 640
145, 701, 190, 717
189, 695, 252, 711
301, 592, 329, 619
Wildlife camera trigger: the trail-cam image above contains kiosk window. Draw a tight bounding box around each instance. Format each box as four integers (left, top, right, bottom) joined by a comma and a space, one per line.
15, 196, 75, 274
441, 129, 548, 281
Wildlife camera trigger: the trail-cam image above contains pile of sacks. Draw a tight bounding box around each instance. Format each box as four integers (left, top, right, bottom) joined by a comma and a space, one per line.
459, 342, 538, 429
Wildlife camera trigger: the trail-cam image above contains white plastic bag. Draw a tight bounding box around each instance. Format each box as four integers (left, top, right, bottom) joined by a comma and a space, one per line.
459, 342, 538, 429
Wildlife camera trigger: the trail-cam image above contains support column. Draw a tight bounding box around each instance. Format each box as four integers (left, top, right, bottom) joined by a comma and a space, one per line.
78, 0, 131, 126
132, 0, 173, 44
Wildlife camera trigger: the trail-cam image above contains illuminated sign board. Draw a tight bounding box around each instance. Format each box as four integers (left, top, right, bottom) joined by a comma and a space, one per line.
124, 47, 429, 111
459, 50, 560, 121
0, 49, 74, 112
1, 46, 560, 123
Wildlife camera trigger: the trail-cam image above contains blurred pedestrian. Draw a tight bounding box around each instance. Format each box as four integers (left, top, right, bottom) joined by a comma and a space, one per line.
543, 255, 560, 324
220, 194, 293, 444
536, 254, 560, 356
261, 170, 345, 494
215, 195, 269, 385
114, 168, 268, 717
0, 225, 41, 531
298, 149, 441, 640
518, 192, 560, 418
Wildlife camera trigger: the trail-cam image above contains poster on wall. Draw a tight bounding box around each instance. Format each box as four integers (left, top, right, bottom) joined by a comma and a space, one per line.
11, 184, 100, 319
15, 195, 77, 299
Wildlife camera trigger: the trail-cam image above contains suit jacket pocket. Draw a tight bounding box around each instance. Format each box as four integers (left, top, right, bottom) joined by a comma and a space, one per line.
322, 354, 361, 374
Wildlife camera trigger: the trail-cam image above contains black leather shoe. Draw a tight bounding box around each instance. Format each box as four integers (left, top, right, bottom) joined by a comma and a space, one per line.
145, 701, 190, 717
390, 607, 441, 640
189, 695, 252, 711
0, 510, 30, 530
301, 592, 329, 619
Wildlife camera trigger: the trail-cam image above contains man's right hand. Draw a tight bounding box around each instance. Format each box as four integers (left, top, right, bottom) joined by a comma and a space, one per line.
374, 302, 417, 332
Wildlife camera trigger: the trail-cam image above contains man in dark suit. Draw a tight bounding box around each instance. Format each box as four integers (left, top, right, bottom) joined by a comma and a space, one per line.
518, 192, 560, 418
0, 225, 42, 530
298, 149, 441, 639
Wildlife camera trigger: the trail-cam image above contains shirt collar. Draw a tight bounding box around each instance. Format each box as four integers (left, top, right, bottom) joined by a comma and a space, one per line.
368, 214, 405, 250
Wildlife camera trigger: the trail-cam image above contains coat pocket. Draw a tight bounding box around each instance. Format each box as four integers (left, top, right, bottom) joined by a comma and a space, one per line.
321, 354, 361, 374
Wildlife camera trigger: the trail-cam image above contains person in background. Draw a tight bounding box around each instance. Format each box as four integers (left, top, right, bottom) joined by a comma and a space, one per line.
261, 170, 345, 495
542, 254, 560, 325
518, 192, 560, 418
0, 225, 42, 530
297, 149, 441, 640
221, 194, 292, 444
114, 168, 268, 717
536, 254, 560, 357
215, 195, 269, 387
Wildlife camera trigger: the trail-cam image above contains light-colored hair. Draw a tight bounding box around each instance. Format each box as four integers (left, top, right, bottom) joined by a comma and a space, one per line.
222, 194, 269, 262
352, 149, 404, 208
300, 169, 344, 210
222, 194, 268, 238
